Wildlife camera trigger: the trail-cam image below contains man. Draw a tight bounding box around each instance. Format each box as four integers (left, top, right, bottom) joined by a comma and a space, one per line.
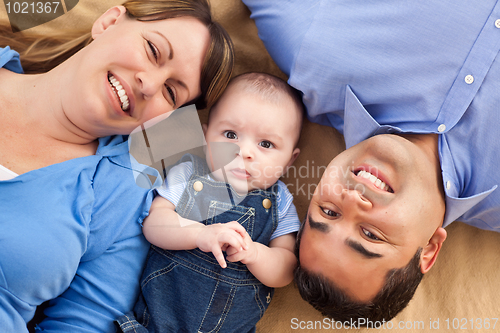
242, 0, 500, 322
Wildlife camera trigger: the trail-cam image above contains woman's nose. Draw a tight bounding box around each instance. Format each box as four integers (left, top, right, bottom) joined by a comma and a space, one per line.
136, 70, 166, 99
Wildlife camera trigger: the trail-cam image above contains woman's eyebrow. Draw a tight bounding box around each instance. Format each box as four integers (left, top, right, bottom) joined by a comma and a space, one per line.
152, 30, 173, 60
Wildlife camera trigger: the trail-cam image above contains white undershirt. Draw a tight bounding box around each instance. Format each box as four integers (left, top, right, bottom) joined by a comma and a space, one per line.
0, 163, 18, 180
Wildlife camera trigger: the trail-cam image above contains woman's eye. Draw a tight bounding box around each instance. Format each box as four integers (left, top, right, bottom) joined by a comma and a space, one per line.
165, 85, 176, 106
259, 141, 274, 149
223, 131, 237, 140
321, 207, 340, 217
147, 40, 158, 60
362, 228, 380, 241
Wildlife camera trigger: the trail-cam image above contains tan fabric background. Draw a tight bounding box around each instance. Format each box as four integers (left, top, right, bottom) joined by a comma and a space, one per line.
2, 1, 499, 332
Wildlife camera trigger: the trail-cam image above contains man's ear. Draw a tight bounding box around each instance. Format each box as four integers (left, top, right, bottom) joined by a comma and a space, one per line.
420, 227, 447, 274
285, 148, 300, 172
91, 6, 128, 39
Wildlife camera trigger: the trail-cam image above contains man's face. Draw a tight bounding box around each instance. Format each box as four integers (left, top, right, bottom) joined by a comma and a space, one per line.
298, 134, 445, 302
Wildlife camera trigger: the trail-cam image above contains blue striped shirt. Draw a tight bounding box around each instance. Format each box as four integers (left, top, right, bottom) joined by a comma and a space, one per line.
156, 161, 300, 240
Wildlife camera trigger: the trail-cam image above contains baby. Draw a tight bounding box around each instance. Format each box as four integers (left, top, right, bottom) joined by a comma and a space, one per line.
117, 73, 303, 333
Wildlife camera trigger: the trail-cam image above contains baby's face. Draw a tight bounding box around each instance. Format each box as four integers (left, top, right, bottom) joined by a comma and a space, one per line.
203, 88, 301, 194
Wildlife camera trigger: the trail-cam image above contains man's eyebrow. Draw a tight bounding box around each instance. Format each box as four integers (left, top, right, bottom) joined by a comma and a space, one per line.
307, 214, 331, 233
346, 239, 383, 259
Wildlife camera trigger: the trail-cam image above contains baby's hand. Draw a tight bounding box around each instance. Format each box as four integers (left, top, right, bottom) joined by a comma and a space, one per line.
196, 221, 247, 268
225, 231, 258, 265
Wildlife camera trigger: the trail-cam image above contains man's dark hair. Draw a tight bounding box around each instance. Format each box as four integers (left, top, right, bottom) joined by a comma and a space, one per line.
294, 221, 424, 324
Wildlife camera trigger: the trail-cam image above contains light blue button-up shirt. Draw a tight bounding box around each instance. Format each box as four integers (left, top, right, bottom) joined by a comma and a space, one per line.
243, 0, 500, 230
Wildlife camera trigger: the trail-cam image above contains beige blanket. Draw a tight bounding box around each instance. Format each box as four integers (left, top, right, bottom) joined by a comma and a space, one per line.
2, 1, 499, 332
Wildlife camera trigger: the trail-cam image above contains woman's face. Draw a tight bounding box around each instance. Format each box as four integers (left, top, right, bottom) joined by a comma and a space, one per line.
60, 6, 211, 138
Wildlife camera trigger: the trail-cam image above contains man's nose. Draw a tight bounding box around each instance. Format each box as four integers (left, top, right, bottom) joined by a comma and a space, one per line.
341, 188, 372, 212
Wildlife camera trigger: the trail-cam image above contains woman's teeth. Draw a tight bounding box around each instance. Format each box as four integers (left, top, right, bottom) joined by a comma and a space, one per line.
357, 170, 393, 192
108, 74, 130, 111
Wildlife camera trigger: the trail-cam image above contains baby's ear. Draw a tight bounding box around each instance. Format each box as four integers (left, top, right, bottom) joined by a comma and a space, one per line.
285, 148, 300, 171
91, 6, 128, 40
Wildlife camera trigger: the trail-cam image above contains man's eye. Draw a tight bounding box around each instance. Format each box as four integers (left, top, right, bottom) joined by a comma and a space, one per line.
321, 207, 339, 217
259, 141, 274, 149
223, 131, 237, 139
166, 85, 176, 106
147, 40, 158, 60
362, 228, 380, 241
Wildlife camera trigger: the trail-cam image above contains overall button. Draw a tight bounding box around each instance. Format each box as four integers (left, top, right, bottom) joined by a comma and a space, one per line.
262, 198, 272, 209
193, 181, 203, 192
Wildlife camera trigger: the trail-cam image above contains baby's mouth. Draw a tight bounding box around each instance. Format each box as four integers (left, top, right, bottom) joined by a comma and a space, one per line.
108, 73, 130, 111
231, 168, 250, 179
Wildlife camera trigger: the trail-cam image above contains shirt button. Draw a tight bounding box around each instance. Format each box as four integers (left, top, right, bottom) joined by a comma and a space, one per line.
446, 181, 451, 190
262, 198, 272, 209
495, 19, 500, 28
438, 124, 446, 132
465, 75, 474, 84
193, 181, 203, 192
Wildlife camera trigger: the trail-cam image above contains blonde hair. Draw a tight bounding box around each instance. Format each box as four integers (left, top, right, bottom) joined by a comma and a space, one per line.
0, 0, 233, 109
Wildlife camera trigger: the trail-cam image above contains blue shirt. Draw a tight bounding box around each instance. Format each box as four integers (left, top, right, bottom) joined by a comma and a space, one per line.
0, 48, 158, 332
156, 160, 301, 240
242, 0, 500, 230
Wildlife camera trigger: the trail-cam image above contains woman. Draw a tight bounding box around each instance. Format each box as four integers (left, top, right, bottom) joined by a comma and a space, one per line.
0, 1, 233, 332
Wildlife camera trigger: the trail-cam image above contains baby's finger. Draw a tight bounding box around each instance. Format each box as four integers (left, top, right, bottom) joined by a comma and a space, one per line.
225, 245, 239, 256
225, 222, 249, 250
212, 246, 227, 268
226, 251, 244, 263
219, 233, 244, 252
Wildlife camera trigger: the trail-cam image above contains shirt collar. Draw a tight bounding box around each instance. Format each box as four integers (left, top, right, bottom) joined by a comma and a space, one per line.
342, 85, 495, 227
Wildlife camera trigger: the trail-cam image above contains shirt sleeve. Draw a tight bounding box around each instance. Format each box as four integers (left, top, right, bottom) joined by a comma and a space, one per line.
240, 0, 318, 77
0, 46, 24, 74
156, 161, 193, 207
270, 181, 301, 240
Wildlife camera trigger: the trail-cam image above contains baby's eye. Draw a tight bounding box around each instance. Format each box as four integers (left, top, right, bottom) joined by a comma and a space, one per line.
321, 207, 340, 217
259, 141, 274, 149
362, 228, 380, 241
223, 131, 237, 140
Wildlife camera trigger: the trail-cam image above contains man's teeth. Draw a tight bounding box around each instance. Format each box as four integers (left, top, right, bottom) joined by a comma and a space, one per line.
108, 74, 130, 111
357, 170, 392, 192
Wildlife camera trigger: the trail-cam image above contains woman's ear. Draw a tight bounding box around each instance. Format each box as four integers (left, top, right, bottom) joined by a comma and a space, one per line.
91, 6, 128, 39
420, 227, 447, 274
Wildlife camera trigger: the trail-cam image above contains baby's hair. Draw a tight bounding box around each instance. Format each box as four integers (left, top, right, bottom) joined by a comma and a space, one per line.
209, 72, 304, 144
231, 73, 304, 115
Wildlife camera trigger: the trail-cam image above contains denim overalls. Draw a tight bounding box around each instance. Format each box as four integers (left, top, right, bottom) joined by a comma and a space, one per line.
118, 154, 278, 333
